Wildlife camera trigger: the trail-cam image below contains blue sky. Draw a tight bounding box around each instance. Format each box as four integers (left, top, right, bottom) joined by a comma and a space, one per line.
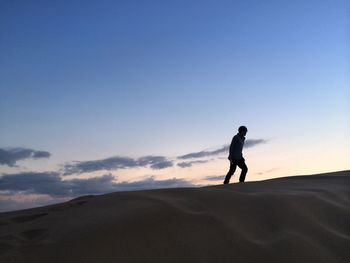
0, 0, 349, 211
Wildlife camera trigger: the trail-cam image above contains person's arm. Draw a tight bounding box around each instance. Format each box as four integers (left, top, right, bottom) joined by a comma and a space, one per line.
228, 136, 237, 161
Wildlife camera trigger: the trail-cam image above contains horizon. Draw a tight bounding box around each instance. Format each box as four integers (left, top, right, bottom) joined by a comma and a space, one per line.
1, 0, 349, 212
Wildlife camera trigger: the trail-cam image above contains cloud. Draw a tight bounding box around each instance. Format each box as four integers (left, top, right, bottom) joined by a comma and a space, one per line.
59, 139, 268, 174
0, 171, 195, 198
61, 155, 174, 175
32, 151, 51, 158
0, 147, 51, 167
177, 139, 267, 160
0, 172, 69, 196
177, 160, 209, 168
244, 139, 267, 148
204, 175, 226, 181
62, 157, 138, 175
177, 146, 229, 160
137, 156, 174, 170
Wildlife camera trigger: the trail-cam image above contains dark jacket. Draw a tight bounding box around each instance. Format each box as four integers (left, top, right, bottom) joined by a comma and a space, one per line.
228, 133, 245, 160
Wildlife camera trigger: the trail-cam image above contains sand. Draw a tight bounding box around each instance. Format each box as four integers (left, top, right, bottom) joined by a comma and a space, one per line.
0, 170, 349, 263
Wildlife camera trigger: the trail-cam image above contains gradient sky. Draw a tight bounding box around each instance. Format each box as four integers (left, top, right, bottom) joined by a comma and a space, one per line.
1, 0, 349, 212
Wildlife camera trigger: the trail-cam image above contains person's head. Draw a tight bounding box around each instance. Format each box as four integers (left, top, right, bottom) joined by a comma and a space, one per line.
238, 125, 248, 136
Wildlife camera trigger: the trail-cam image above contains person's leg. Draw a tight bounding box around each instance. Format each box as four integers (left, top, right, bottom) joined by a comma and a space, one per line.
237, 159, 248, 182
223, 161, 237, 184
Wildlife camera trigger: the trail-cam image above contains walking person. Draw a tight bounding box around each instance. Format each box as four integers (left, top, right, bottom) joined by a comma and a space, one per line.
223, 126, 248, 184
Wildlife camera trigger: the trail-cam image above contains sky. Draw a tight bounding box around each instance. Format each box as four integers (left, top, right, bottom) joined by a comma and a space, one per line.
0, 0, 349, 212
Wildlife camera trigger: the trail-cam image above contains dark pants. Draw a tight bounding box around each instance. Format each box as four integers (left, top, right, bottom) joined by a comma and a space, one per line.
223, 158, 248, 184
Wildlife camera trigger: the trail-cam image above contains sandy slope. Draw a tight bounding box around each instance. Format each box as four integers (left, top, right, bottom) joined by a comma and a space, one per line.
0, 170, 349, 263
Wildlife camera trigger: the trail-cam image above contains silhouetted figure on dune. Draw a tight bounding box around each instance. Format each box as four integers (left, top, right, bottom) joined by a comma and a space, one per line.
223, 126, 248, 184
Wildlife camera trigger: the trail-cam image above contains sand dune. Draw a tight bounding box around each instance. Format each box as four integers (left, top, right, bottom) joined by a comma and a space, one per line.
0, 170, 349, 263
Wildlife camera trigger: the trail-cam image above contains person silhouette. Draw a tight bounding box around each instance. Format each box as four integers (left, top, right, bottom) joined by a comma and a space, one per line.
223, 126, 248, 184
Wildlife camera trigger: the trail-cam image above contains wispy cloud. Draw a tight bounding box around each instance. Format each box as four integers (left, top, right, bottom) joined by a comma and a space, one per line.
244, 139, 267, 148
177, 160, 209, 168
177, 146, 229, 160
177, 139, 267, 160
57, 139, 267, 174
0, 138, 266, 173
61, 155, 174, 175
0, 147, 51, 167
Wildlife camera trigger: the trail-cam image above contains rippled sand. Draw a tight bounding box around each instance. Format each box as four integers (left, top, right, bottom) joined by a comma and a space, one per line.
1, 170, 349, 263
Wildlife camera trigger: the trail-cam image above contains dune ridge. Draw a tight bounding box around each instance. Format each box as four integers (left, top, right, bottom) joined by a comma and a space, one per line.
0, 170, 349, 263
